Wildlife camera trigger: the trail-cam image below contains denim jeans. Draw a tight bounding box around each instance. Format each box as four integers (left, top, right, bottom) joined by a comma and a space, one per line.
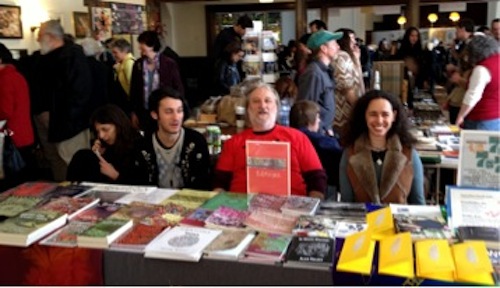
463, 118, 500, 131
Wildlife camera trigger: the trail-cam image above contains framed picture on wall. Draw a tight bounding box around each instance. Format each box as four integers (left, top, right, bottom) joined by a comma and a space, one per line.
110, 3, 145, 35
0, 5, 23, 39
92, 7, 112, 40
73, 12, 91, 38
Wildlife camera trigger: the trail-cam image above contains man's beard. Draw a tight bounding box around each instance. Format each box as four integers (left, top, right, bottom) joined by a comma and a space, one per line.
39, 40, 52, 55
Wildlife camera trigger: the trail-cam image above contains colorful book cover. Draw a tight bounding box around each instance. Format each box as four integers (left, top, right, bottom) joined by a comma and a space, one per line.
378, 232, 414, 278
245, 232, 293, 261
0, 196, 43, 217
7, 182, 57, 197
248, 193, 286, 212
179, 208, 213, 227
50, 184, 94, 198
40, 221, 95, 247
366, 206, 395, 240
0, 209, 67, 246
110, 202, 167, 226
80, 218, 132, 238
336, 229, 375, 275
281, 196, 320, 216
72, 203, 121, 223
201, 192, 249, 211
285, 236, 334, 268
292, 215, 337, 238
246, 140, 291, 196
204, 206, 249, 230
452, 241, 494, 285
390, 204, 453, 241
245, 209, 298, 235
204, 230, 256, 260
415, 239, 455, 282
38, 196, 99, 219
111, 223, 168, 251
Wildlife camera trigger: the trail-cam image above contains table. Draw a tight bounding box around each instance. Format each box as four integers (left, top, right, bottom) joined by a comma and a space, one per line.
424, 156, 458, 205
103, 249, 333, 285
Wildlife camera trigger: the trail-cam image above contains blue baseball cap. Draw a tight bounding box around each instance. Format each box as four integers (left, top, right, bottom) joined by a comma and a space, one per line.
307, 30, 343, 50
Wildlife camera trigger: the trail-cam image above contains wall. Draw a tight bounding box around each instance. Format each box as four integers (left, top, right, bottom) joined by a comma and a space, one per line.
0, 0, 144, 53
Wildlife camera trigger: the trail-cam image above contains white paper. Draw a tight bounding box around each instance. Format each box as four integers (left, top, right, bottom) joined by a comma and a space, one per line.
447, 186, 500, 229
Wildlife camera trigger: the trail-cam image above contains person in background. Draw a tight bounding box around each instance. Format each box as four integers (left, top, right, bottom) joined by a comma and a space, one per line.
476, 26, 492, 36
375, 38, 393, 61
144, 88, 211, 190
491, 18, 500, 44
298, 30, 343, 136
294, 33, 312, 83
67, 104, 152, 185
213, 15, 254, 60
0, 43, 35, 190
110, 38, 135, 114
215, 41, 244, 96
130, 31, 184, 133
214, 80, 327, 198
290, 100, 342, 199
455, 35, 500, 131
332, 28, 365, 135
339, 90, 425, 205
309, 20, 327, 33
277, 40, 297, 73
34, 20, 92, 182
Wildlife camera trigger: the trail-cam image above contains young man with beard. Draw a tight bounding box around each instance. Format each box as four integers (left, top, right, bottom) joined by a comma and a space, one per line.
144, 88, 211, 190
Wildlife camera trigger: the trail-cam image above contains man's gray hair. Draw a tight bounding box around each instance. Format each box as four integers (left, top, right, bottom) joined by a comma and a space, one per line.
41, 20, 64, 39
242, 78, 281, 111
466, 35, 499, 66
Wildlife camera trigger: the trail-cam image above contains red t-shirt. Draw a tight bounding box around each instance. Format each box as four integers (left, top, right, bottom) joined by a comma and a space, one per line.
215, 125, 324, 196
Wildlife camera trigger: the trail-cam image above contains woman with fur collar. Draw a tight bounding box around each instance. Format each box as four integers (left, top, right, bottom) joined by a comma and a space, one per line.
339, 90, 425, 204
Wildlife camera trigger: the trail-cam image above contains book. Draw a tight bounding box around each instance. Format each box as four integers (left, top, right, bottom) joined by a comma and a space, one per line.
248, 193, 286, 212
334, 221, 368, 238
457, 226, 500, 250
244, 232, 293, 264
415, 239, 455, 282
6, 181, 57, 198
72, 203, 121, 223
49, 183, 94, 198
40, 221, 95, 247
280, 196, 320, 216
77, 189, 130, 205
0, 196, 43, 217
179, 208, 213, 227
204, 230, 256, 260
366, 206, 395, 240
77, 218, 133, 249
245, 209, 298, 235
163, 189, 218, 209
204, 206, 249, 230
115, 188, 177, 205
246, 140, 291, 196
201, 192, 249, 211
38, 196, 99, 219
79, 182, 156, 194
378, 232, 414, 278
315, 202, 367, 222
452, 241, 495, 285
0, 209, 67, 247
284, 236, 334, 271
390, 204, 453, 241
292, 215, 337, 238
110, 223, 169, 253
144, 226, 222, 262
110, 202, 168, 226
336, 229, 375, 275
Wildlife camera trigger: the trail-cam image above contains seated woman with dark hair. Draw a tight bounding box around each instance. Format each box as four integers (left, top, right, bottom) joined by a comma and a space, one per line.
289, 100, 342, 194
67, 104, 153, 185
339, 90, 425, 205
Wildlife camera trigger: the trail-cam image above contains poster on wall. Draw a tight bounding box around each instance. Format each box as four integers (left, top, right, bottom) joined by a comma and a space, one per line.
92, 7, 112, 40
110, 3, 144, 35
73, 12, 91, 38
0, 5, 23, 39
457, 130, 500, 189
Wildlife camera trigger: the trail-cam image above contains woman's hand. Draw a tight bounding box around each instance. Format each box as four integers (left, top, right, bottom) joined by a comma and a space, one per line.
95, 151, 120, 180
92, 139, 105, 155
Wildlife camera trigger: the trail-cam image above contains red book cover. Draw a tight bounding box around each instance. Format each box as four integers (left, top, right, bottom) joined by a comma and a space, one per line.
246, 141, 290, 196
8, 182, 57, 197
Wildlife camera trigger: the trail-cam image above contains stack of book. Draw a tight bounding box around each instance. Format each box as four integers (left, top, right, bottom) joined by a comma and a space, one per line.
243, 232, 293, 264
284, 236, 334, 270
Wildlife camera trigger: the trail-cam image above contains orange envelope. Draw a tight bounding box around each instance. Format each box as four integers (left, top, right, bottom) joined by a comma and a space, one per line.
378, 232, 414, 278
366, 206, 395, 240
415, 239, 455, 282
452, 241, 494, 285
336, 229, 375, 275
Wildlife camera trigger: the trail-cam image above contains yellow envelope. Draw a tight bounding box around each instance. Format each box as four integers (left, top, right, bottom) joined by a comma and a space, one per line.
378, 232, 414, 278
452, 241, 494, 285
366, 206, 395, 240
415, 239, 455, 282
336, 229, 376, 275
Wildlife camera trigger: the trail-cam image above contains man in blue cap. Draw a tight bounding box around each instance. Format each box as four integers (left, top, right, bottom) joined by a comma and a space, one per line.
298, 30, 342, 136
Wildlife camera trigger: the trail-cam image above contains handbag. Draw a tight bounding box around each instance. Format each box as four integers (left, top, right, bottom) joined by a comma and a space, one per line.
0, 130, 26, 179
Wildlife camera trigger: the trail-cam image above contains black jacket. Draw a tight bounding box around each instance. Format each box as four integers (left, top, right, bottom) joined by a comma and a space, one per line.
144, 128, 211, 190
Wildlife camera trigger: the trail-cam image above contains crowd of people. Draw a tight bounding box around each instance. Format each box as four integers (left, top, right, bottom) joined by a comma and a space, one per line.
0, 16, 498, 205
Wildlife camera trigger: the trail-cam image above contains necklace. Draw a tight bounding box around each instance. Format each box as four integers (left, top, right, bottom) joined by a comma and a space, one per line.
371, 150, 386, 166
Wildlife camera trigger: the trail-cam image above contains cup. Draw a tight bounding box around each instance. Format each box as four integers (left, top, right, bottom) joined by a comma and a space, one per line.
235, 106, 245, 129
